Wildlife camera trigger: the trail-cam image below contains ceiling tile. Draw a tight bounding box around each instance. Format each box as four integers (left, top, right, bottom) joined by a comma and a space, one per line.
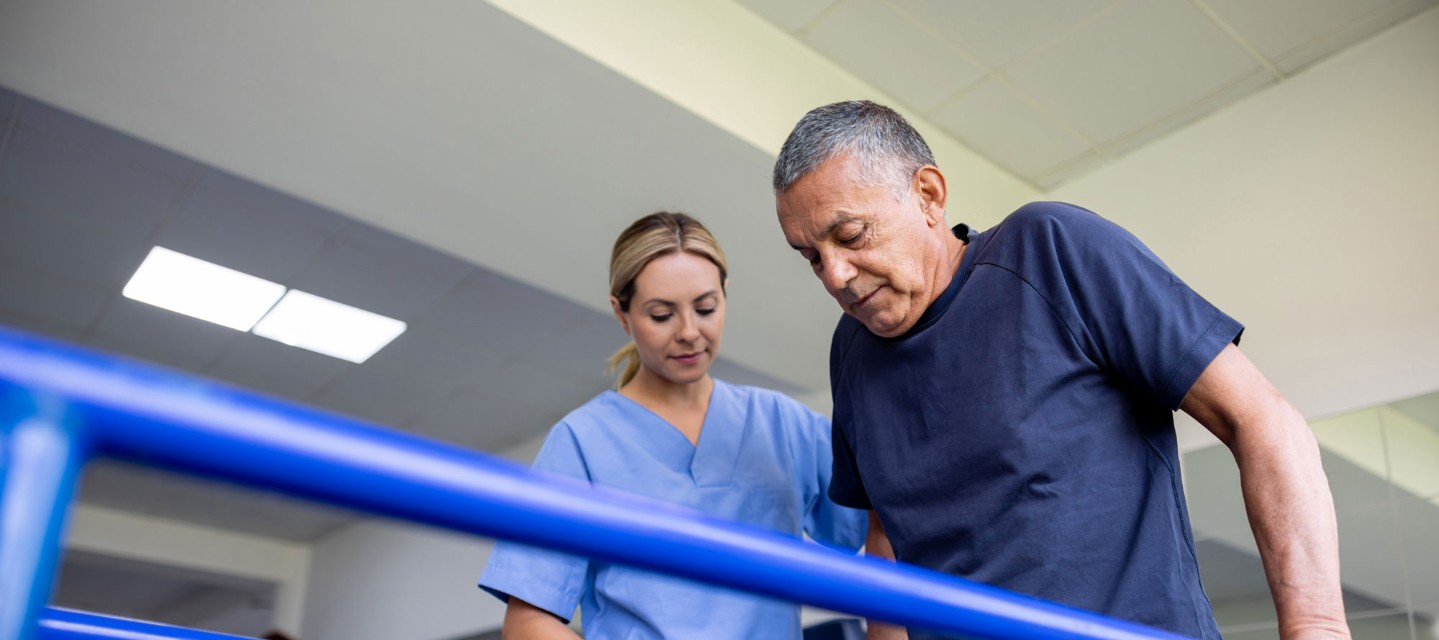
1098, 68, 1276, 156
310, 329, 497, 428
203, 332, 354, 402
14, 96, 198, 179
890, 0, 1114, 69
154, 170, 349, 284
1203, 0, 1432, 70
803, 0, 987, 111
0, 199, 154, 289
418, 269, 595, 361
0, 309, 84, 343
0, 263, 110, 332
408, 358, 607, 452
287, 225, 475, 321
1003, 0, 1260, 144
87, 298, 239, 372
736, 0, 840, 33
0, 125, 185, 247
1030, 150, 1113, 190
515, 311, 629, 385
929, 78, 1093, 181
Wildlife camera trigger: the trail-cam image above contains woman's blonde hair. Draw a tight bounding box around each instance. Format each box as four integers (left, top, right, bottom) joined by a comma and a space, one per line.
606, 212, 728, 389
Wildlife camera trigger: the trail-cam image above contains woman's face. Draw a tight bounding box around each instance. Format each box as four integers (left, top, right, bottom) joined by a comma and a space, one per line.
614, 251, 726, 387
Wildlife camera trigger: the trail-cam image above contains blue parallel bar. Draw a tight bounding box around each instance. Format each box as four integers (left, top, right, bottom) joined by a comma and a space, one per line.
0, 385, 86, 640
0, 326, 1191, 640
36, 607, 256, 640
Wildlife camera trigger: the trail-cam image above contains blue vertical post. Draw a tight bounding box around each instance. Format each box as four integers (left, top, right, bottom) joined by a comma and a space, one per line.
0, 388, 87, 640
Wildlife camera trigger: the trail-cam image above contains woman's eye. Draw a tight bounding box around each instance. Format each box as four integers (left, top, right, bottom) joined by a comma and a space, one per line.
697, 307, 716, 316
649, 314, 672, 322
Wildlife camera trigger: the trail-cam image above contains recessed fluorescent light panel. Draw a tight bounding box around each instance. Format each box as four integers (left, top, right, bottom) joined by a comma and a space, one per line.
251, 290, 406, 364
123, 247, 286, 331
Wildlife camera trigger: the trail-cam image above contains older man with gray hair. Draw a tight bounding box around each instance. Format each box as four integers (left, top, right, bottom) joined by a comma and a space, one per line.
773, 100, 1349, 640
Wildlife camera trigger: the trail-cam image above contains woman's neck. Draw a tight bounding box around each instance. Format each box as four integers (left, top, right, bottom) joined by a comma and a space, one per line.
620, 371, 714, 445
621, 370, 713, 409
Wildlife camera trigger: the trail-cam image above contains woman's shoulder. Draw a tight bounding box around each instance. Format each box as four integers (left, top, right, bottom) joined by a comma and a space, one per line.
550, 389, 631, 434
713, 379, 827, 428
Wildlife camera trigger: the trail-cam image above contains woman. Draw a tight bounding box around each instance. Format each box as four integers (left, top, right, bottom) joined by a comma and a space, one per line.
479, 212, 865, 639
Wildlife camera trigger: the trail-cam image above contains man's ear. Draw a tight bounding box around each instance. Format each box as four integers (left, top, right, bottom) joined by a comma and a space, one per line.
610, 295, 630, 334
914, 165, 949, 226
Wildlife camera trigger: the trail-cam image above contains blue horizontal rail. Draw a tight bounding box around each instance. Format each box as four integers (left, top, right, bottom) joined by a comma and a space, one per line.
0, 326, 1191, 640
35, 608, 257, 640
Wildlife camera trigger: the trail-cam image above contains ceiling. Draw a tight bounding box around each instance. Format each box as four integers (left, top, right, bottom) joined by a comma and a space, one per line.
739, 0, 1437, 188
1, 0, 1437, 635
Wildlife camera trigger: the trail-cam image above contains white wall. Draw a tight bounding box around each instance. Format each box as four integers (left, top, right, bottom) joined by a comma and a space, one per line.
298, 436, 546, 640
299, 519, 506, 640
63, 504, 311, 633
1051, 7, 1439, 421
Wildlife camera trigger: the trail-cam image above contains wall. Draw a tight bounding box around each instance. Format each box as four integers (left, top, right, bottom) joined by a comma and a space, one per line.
298, 436, 545, 640
1050, 7, 1439, 422
63, 504, 311, 633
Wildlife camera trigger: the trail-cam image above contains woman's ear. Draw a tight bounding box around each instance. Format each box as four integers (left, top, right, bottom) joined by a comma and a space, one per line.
610, 295, 630, 334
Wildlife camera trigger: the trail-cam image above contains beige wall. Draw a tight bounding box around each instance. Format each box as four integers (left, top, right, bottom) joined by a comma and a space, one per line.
1051, 7, 1439, 422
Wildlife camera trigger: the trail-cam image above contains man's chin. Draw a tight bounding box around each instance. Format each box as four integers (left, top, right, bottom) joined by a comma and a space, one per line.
852, 311, 909, 338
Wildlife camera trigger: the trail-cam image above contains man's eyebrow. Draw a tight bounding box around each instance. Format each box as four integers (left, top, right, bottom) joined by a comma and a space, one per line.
788, 214, 861, 252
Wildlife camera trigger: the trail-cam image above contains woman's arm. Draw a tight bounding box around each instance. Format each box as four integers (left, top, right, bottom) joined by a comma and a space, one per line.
501, 597, 581, 640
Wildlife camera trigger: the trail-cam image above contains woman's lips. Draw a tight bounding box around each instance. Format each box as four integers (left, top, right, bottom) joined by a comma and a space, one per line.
672, 352, 703, 365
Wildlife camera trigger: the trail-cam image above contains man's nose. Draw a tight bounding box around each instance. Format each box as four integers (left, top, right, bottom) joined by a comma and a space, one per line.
819, 256, 857, 295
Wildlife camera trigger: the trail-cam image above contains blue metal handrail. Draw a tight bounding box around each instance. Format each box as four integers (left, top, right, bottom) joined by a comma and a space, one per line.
35, 608, 258, 640
0, 326, 1191, 640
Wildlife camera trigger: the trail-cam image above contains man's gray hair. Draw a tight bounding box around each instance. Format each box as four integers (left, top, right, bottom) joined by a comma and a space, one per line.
772, 100, 935, 197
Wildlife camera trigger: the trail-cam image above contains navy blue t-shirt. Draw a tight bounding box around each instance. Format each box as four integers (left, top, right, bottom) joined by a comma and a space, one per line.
829, 202, 1240, 639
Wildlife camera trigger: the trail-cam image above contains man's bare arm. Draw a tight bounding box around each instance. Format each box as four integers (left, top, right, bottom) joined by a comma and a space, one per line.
865, 510, 908, 640
1180, 344, 1350, 638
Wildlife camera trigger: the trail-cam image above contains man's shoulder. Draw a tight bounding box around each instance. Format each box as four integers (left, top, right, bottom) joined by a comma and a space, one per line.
994, 201, 1103, 236
977, 201, 1132, 265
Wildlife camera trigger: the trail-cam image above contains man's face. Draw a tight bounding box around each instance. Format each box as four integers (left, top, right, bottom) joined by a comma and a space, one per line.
776, 153, 946, 338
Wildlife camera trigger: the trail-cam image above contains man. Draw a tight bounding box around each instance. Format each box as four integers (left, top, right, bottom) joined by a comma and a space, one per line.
772, 100, 1349, 640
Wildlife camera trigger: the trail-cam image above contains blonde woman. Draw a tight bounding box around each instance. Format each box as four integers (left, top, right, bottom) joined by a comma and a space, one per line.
480, 212, 865, 639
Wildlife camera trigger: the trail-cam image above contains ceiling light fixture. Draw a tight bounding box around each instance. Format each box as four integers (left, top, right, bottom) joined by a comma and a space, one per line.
251, 290, 406, 364
122, 247, 286, 331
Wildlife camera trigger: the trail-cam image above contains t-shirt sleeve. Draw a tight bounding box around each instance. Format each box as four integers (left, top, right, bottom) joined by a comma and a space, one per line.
792, 405, 867, 552
1021, 203, 1244, 409
477, 424, 591, 620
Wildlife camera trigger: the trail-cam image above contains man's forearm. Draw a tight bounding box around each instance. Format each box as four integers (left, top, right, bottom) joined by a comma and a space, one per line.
1233, 399, 1350, 637
865, 511, 908, 640
1182, 344, 1350, 638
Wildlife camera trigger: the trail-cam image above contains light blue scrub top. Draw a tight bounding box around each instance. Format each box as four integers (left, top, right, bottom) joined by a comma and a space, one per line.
479, 379, 866, 639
